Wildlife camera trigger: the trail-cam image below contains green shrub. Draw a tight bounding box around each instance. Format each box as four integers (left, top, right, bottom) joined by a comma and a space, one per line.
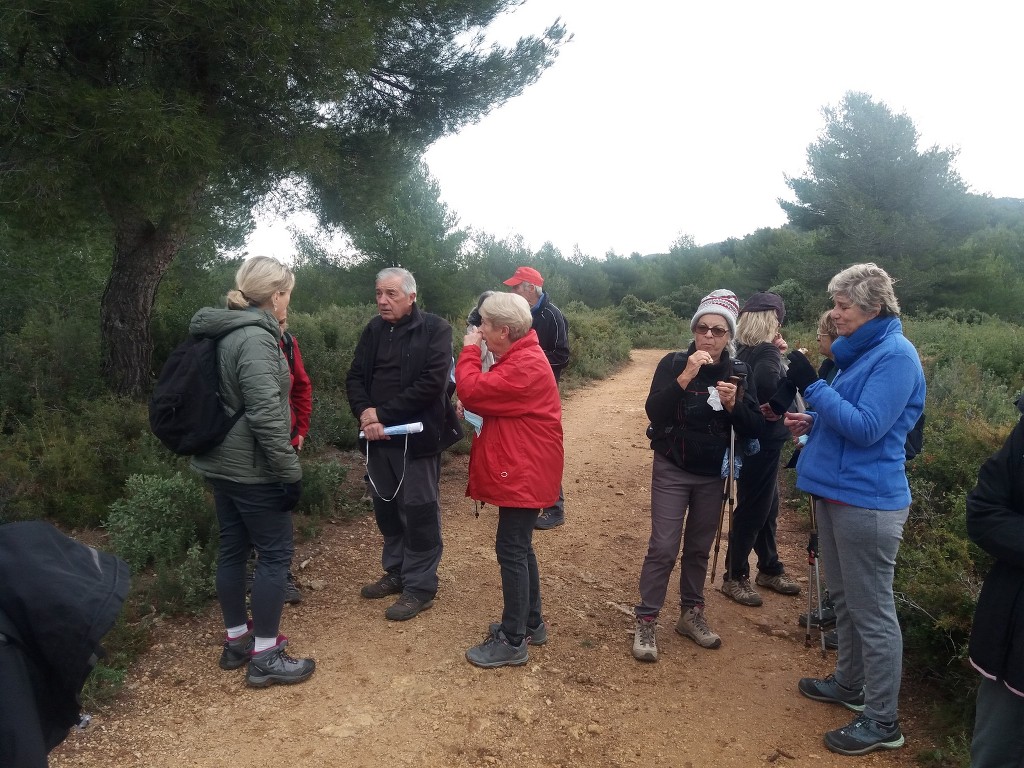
561, 302, 631, 381
106, 473, 212, 571
149, 542, 217, 613
615, 295, 686, 348
0, 395, 183, 527
0, 307, 106, 422
298, 458, 349, 518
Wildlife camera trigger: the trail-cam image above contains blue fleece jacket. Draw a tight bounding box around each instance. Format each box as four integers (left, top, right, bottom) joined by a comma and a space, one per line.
796, 316, 925, 510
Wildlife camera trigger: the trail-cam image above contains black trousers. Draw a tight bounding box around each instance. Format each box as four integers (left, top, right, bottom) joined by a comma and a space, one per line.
723, 440, 786, 581
0, 636, 61, 768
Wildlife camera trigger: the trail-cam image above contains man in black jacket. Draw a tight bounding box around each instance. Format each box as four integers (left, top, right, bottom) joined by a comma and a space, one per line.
346, 267, 462, 621
0, 521, 130, 768
966, 396, 1024, 768
504, 266, 569, 529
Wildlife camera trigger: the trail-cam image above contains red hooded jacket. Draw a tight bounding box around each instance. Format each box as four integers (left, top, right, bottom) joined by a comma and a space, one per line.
456, 330, 563, 509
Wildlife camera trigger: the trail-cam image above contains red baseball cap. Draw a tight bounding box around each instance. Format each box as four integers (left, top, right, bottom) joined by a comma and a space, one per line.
502, 266, 544, 287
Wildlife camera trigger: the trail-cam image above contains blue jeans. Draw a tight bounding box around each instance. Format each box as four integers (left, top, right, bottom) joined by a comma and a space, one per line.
212, 480, 295, 639
817, 499, 908, 723
496, 507, 543, 645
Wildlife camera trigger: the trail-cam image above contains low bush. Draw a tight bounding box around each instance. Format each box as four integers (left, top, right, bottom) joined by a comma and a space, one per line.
561, 301, 631, 382
106, 473, 213, 572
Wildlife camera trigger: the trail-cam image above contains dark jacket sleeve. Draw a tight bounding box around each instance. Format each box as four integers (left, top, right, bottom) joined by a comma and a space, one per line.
967, 417, 1024, 567
345, 324, 375, 419
375, 319, 453, 426
731, 385, 766, 439
645, 352, 686, 425
745, 343, 786, 406
534, 301, 570, 380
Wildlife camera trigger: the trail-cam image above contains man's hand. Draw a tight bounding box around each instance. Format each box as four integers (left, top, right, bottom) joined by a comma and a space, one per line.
360, 407, 388, 441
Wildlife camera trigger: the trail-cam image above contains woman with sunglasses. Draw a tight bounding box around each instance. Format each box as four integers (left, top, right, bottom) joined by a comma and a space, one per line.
632, 290, 764, 662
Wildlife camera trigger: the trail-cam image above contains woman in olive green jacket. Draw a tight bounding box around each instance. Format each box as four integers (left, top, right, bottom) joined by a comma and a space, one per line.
189, 256, 314, 688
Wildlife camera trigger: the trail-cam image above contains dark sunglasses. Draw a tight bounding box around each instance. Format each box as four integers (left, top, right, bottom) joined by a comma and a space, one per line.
695, 323, 729, 338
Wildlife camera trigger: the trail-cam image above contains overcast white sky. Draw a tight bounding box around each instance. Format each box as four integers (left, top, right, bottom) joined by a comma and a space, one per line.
249, 1, 1024, 260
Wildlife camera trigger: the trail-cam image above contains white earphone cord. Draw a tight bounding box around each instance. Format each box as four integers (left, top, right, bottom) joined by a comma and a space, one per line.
364, 432, 410, 503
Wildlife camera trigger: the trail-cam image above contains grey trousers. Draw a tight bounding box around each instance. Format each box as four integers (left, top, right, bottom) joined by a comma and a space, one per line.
636, 453, 723, 617
971, 676, 1024, 768
816, 499, 908, 723
365, 445, 443, 599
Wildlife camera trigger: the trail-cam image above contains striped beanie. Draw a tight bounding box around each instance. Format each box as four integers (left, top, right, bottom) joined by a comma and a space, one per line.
690, 289, 739, 337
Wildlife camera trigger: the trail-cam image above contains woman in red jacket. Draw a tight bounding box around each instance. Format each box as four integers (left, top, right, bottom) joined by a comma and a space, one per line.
456, 292, 564, 669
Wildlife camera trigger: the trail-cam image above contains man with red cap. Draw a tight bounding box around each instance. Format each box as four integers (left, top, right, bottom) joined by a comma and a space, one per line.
503, 266, 570, 529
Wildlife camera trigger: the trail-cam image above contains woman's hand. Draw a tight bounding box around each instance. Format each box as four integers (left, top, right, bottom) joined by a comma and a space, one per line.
679, 349, 714, 386
454, 398, 465, 420
464, 327, 483, 348
784, 411, 813, 440
715, 380, 738, 411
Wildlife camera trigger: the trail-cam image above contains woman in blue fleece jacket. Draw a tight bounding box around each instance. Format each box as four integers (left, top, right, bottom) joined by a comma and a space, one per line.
783, 263, 925, 757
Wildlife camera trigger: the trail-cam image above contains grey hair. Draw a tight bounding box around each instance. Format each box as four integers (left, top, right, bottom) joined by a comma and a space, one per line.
376, 267, 417, 297
517, 281, 540, 296
481, 293, 533, 341
828, 262, 901, 317
226, 255, 294, 309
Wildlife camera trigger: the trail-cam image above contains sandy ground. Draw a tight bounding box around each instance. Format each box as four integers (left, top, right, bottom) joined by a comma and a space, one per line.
51, 349, 933, 768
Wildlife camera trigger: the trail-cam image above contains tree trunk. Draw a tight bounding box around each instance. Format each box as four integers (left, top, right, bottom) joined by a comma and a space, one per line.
100, 214, 188, 398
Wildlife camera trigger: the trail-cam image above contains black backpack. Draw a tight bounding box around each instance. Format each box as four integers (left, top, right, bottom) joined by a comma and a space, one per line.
149, 334, 244, 455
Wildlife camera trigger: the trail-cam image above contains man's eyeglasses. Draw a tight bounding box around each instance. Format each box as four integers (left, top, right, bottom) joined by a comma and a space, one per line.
695, 323, 729, 338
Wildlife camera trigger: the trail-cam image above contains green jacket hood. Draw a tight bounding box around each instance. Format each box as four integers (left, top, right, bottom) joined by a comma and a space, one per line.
189, 307, 280, 340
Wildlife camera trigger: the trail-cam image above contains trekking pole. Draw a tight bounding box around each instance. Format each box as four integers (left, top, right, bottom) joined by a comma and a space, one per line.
710, 426, 737, 584
805, 494, 817, 648
710, 475, 729, 583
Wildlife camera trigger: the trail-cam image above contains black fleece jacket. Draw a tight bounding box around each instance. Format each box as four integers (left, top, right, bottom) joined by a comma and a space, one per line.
966, 398, 1024, 695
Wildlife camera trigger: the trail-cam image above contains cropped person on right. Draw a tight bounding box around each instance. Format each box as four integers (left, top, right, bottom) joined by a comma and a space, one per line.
784, 262, 925, 756
965, 396, 1024, 768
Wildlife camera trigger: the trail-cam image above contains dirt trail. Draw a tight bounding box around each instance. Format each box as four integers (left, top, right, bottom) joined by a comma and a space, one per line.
52, 349, 932, 768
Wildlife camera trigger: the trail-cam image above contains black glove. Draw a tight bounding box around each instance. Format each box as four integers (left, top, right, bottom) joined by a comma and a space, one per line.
768, 379, 798, 416
282, 480, 303, 511
786, 350, 819, 394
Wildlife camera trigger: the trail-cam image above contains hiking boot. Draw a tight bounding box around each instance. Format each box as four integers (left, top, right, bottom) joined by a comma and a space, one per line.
798, 674, 865, 712
384, 592, 434, 621
218, 626, 254, 670
631, 616, 658, 662
756, 571, 801, 595
535, 509, 564, 530
488, 621, 548, 646
284, 571, 303, 604
360, 572, 403, 599
825, 714, 905, 755
721, 577, 763, 606
798, 603, 837, 629
675, 605, 721, 649
466, 628, 529, 669
245, 637, 315, 687
824, 629, 838, 650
